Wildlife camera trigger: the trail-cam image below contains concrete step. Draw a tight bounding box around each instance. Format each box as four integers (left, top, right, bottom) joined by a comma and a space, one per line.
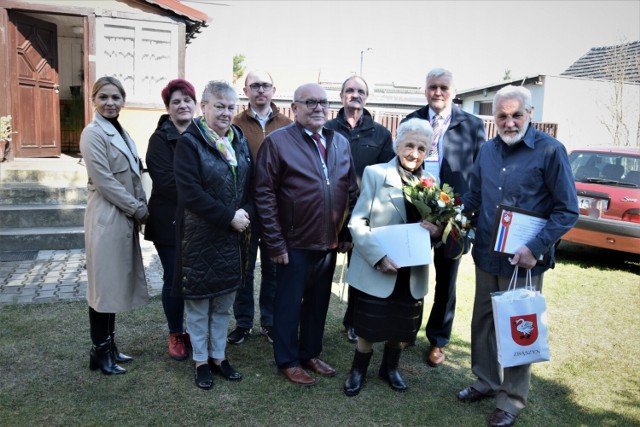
0, 168, 88, 187
0, 226, 85, 251
0, 183, 88, 205
0, 205, 85, 228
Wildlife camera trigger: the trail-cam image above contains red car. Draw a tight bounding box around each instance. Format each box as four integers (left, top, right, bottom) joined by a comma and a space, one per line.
561, 147, 640, 254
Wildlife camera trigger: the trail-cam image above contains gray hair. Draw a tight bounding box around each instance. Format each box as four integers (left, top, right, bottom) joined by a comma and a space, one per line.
340, 75, 369, 96
426, 68, 454, 86
493, 85, 532, 113
201, 80, 237, 104
394, 118, 434, 151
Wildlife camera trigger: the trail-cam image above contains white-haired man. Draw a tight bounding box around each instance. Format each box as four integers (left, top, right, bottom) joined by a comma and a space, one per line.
402, 68, 486, 367
460, 85, 578, 426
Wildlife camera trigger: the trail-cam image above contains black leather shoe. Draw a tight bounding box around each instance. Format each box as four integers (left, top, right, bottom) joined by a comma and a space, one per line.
488, 408, 518, 427
210, 359, 242, 381
458, 386, 491, 403
89, 338, 127, 375
194, 364, 213, 390
110, 334, 133, 363
111, 345, 133, 364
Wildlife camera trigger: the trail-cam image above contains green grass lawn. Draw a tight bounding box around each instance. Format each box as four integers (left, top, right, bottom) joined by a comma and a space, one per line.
0, 242, 638, 426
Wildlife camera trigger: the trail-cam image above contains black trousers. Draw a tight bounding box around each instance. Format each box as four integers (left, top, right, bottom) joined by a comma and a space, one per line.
425, 244, 462, 348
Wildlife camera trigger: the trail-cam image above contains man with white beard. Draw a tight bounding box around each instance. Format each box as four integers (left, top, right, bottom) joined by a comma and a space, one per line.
459, 85, 578, 427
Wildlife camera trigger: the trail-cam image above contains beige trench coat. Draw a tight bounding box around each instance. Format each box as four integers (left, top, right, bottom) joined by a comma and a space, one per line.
80, 114, 149, 312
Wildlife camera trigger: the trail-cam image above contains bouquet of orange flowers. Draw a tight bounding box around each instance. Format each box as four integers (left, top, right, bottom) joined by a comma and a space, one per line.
403, 175, 470, 257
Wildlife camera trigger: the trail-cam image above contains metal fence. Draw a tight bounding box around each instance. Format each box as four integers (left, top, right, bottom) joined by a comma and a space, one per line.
239, 104, 558, 140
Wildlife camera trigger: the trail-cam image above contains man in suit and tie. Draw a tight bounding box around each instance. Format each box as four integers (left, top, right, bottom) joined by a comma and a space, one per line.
254, 83, 357, 386
402, 68, 486, 367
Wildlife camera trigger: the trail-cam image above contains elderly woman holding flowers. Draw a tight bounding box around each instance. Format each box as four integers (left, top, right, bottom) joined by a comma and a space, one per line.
343, 118, 442, 396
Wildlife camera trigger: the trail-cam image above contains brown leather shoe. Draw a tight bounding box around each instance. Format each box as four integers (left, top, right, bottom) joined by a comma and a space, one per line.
168, 332, 188, 361
488, 408, 518, 427
280, 366, 317, 385
427, 346, 445, 367
458, 386, 491, 403
302, 357, 337, 377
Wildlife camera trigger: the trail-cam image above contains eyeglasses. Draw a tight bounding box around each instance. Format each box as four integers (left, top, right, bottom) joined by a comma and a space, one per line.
248, 83, 273, 91
209, 103, 236, 114
294, 99, 329, 109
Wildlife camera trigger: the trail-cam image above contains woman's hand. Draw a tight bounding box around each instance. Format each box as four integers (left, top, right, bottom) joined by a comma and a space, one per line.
230, 208, 250, 233
420, 219, 444, 238
375, 255, 399, 273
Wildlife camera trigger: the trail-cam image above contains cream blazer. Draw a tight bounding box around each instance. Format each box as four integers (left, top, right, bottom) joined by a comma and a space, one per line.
346, 158, 429, 299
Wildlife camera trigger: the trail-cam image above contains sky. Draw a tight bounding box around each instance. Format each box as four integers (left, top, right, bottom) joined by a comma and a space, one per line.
182, 1, 640, 95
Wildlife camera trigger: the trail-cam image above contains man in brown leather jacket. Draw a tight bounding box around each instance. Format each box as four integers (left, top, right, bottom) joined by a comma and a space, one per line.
254, 83, 357, 386
228, 71, 292, 346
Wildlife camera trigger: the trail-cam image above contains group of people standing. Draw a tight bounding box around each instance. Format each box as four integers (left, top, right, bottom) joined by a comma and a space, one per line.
79, 66, 578, 427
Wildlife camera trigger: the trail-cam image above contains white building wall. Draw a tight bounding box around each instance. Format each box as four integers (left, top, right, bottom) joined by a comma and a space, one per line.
459, 76, 640, 153
542, 76, 639, 152
183, 3, 234, 98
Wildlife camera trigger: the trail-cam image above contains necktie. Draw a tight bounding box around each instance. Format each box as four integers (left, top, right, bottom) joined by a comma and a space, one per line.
311, 133, 326, 159
429, 115, 443, 161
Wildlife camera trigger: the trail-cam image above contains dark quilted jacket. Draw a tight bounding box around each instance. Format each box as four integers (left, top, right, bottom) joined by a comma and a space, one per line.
173, 120, 253, 299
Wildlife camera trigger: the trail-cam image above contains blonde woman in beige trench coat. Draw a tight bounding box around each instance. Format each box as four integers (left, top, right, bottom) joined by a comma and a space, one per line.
80, 76, 149, 375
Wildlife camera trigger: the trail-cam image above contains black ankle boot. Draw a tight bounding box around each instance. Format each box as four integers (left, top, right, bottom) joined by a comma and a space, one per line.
90, 337, 127, 375
111, 334, 133, 363
344, 349, 373, 396
378, 345, 407, 391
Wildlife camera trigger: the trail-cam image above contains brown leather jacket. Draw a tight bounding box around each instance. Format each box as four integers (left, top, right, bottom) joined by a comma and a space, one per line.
232, 103, 292, 160
254, 122, 357, 257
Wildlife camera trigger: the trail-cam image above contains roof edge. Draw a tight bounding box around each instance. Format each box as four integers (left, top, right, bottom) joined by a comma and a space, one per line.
142, 0, 208, 23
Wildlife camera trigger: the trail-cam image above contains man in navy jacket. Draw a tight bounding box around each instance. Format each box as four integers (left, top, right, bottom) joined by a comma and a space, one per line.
402, 68, 486, 367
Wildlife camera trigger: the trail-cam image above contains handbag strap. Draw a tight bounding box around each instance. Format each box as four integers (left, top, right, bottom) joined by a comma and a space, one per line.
506, 266, 535, 301
508, 265, 519, 293
525, 269, 534, 291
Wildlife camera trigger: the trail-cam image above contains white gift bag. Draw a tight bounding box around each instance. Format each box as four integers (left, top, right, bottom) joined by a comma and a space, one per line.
491, 267, 550, 368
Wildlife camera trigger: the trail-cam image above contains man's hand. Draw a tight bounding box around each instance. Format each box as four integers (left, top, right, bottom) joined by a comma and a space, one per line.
510, 246, 537, 270
338, 241, 353, 253
271, 253, 289, 265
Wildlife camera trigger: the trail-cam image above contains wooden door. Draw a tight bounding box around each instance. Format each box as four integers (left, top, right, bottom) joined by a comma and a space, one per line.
9, 12, 61, 157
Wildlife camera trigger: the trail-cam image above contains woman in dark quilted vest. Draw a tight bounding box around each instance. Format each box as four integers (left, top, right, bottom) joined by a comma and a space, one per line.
173, 81, 253, 390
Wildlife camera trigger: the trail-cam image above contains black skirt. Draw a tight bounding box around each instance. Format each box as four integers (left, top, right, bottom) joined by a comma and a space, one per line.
352, 267, 423, 343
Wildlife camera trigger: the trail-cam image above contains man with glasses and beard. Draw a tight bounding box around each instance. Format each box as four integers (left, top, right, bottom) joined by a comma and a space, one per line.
460, 85, 578, 426
229, 71, 292, 346
325, 75, 394, 344
254, 83, 357, 386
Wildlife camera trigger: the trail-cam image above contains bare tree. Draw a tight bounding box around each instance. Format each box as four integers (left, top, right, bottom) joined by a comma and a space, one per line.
599, 41, 639, 147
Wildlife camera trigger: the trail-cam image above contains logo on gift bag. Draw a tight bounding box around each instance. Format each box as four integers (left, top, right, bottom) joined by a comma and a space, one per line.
510, 314, 538, 346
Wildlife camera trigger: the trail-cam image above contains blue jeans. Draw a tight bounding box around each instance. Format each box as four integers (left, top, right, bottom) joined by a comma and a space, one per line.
232, 221, 277, 329
272, 248, 337, 369
185, 292, 236, 362
155, 244, 184, 333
